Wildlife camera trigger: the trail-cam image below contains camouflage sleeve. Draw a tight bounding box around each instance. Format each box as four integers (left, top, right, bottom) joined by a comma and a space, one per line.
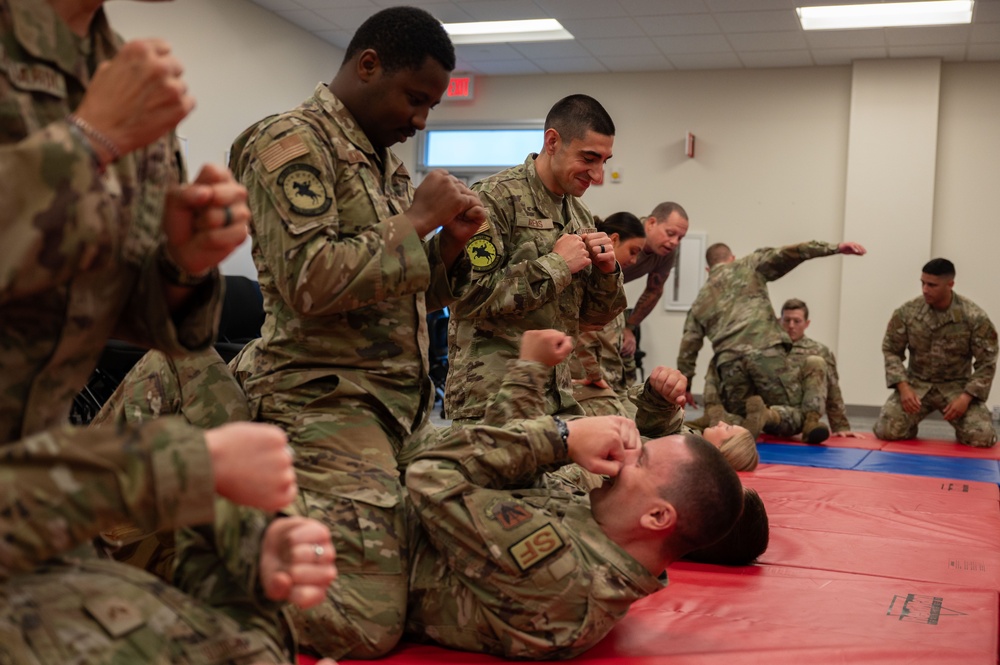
822, 348, 851, 431
882, 307, 911, 388
579, 267, 627, 330
571, 331, 605, 383
424, 231, 473, 313
0, 418, 214, 579
0, 120, 112, 305
482, 359, 552, 426
174, 501, 284, 644
241, 123, 431, 317
628, 380, 685, 438
702, 357, 722, 406
453, 187, 574, 319
677, 309, 706, 381
966, 310, 998, 401
753, 241, 839, 282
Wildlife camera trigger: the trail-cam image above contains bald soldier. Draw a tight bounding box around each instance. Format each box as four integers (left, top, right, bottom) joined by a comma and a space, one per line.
446, 94, 627, 424
874, 258, 997, 447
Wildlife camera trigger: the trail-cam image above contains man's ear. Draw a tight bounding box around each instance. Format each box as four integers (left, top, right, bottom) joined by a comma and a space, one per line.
356, 49, 381, 82
641, 500, 677, 534
542, 127, 561, 156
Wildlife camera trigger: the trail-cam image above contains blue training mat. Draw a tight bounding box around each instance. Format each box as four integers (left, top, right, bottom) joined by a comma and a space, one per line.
755, 443, 871, 470
853, 450, 1000, 484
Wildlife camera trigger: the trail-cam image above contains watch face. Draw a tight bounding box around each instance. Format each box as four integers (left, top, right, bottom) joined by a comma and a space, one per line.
467, 235, 499, 271
277, 163, 332, 216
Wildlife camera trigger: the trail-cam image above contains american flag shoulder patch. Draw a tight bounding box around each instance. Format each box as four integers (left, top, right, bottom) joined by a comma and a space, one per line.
259, 134, 309, 172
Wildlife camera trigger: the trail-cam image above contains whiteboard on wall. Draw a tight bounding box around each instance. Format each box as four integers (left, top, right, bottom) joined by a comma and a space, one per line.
664, 232, 708, 312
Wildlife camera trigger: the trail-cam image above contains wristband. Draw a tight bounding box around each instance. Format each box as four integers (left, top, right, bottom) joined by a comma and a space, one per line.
67, 114, 122, 164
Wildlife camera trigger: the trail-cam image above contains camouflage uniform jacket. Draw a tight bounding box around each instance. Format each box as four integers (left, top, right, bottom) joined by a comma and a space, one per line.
446, 154, 626, 421
570, 312, 629, 394
792, 335, 851, 431
405, 416, 664, 660
882, 293, 998, 400
677, 241, 839, 381
0, 0, 221, 443
229, 84, 468, 435
0, 0, 222, 566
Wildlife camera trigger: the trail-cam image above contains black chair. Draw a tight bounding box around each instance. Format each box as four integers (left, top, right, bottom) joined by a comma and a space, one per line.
427, 307, 449, 418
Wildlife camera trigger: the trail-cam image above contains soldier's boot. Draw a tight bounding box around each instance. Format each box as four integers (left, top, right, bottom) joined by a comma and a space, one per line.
802, 412, 830, 444
685, 403, 725, 431
743, 396, 779, 440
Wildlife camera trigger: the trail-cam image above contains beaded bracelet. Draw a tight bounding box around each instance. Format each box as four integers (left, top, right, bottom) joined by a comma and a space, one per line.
66, 114, 122, 164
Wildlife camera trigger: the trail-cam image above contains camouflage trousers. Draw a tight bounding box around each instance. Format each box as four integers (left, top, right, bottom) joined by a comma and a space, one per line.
262, 396, 418, 659
719, 347, 828, 437
874, 382, 997, 447
0, 558, 286, 664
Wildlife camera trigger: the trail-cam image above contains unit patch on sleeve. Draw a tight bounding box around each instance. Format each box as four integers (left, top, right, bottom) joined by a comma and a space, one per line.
277, 163, 331, 216
509, 523, 565, 571
467, 234, 499, 272
486, 498, 533, 530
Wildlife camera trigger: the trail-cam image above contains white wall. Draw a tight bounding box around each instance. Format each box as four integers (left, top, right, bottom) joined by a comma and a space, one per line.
104, 2, 1000, 409
105, 0, 346, 277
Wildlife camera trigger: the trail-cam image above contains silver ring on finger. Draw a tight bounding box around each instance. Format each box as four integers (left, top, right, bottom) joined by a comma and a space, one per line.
313, 544, 325, 561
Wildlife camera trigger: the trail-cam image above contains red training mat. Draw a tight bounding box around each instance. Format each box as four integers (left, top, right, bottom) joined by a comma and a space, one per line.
759, 431, 886, 450
880, 438, 1000, 459
748, 464, 1000, 499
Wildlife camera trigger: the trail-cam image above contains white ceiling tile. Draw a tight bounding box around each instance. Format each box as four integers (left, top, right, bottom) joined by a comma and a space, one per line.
455, 43, 529, 61
578, 37, 662, 57
248, 0, 308, 11
729, 31, 807, 51
559, 17, 646, 39
885, 25, 972, 46
805, 29, 887, 49
455, 0, 550, 21
889, 44, 969, 61
975, 3, 1000, 22
511, 41, 592, 59
971, 23, 1000, 42
715, 10, 801, 33
811, 47, 889, 65
667, 51, 744, 69
598, 54, 676, 70
471, 58, 546, 75
619, 0, 711, 15
535, 0, 628, 19
275, 9, 340, 30
538, 56, 609, 73
310, 5, 380, 28
653, 33, 733, 54
739, 50, 815, 67
406, 3, 478, 22
706, 0, 799, 10
968, 43, 1000, 59
639, 14, 721, 37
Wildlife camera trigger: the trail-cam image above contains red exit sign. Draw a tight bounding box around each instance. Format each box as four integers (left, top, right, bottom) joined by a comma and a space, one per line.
445, 74, 475, 101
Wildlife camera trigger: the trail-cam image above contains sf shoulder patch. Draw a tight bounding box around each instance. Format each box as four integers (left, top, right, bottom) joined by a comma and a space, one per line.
487, 498, 533, 530
277, 163, 331, 216
467, 234, 499, 272
509, 523, 565, 571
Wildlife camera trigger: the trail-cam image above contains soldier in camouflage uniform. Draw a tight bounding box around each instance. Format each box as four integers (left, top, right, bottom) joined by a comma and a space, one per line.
779, 298, 860, 436
446, 94, 627, 425
874, 259, 998, 447
569, 212, 647, 417
404, 413, 743, 660
227, 7, 485, 659
676, 240, 866, 440
0, 1, 337, 662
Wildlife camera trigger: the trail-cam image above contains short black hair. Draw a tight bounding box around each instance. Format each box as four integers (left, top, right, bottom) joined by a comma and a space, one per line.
683, 488, 769, 566
544, 94, 615, 143
922, 257, 955, 279
596, 211, 644, 242
343, 6, 455, 74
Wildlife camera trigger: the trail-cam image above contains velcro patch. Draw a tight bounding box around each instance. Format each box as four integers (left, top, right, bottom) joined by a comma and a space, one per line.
577, 226, 598, 235
259, 134, 309, 172
277, 163, 331, 216
516, 218, 554, 230
487, 498, 533, 530
84, 596, 145, 638
467, 234, 500, 272
509, 523, 565, 571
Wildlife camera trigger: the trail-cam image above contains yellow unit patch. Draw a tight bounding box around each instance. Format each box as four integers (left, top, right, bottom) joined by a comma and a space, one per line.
277, 163, 331, 216
509, 523, 565, 571
467, 235, 499, 272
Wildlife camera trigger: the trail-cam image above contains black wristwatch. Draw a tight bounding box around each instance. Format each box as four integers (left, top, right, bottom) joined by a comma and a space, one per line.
552, 416, 570, 454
